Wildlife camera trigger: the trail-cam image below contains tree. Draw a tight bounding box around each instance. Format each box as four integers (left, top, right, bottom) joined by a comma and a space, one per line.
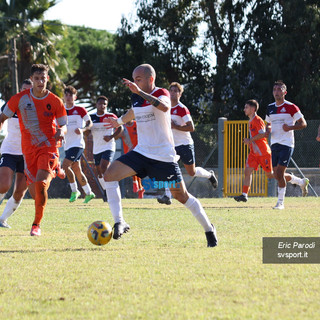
0, 0, 66, 100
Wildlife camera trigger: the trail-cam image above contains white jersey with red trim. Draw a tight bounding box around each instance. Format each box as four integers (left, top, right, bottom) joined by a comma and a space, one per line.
64, 105, 91, 150
265, 100, 304, 147
91, 112, 118, 154
171, 102, 194, 146
132, 87, 177, 162
0, 103, 22, 155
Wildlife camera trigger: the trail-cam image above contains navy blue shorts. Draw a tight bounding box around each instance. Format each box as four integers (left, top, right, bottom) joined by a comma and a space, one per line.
65, 147, 84, 162
117, 150, 182, 182
175, 144, 195, 165
271, 143, 294, 168
0, 153, 24, 173
94, 150, 115, 166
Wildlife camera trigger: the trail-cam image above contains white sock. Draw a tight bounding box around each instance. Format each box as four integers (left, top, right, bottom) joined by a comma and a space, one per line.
242, 193, 248, 197
289, 174, 304, 186
105, 181, 123, 224
194, 167, 212, 179
98, 177, 106, 190
164, 188, 172, 198
0, 196, 22, 221
278, 187, 286, 203
184, 194, 213, 232
0, 193, 6, 202
70, 182, 78, 193
82, 183, 92, 195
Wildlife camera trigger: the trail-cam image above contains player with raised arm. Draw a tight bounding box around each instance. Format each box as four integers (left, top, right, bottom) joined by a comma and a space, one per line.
104, 64, 217, 247
234, 99, 308, 203
62, 85, 95, 203
0, 64, 67, 236
265, 81, 308, 210
157, 82, 218, 205
0, 80, 32, 228
89, 96, 123, 193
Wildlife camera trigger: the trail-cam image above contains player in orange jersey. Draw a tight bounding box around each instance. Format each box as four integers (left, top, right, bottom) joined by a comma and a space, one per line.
119, 120, 145, 198
234, 99, 305, 203
0, 64, 67, 236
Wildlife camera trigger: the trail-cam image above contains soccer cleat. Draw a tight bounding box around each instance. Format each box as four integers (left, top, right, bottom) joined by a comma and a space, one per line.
69, 190, 81, 203
30, 224, 41, 236
273, 201, 284, 210
234, 194, 248, 202
84, 192, 95, 203
300, 178, 309, 197
113, 221, 130, 240
157, 195, 172, 205
138, 188, 145, 199
0, 220, 11, 229
209, 170, 218, 189
205, 225, 218, 247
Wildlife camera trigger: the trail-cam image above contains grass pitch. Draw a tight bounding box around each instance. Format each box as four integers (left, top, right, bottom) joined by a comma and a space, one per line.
0, 197, 319, 320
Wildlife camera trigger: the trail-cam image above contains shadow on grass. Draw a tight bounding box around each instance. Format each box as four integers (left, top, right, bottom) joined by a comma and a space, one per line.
0, 247, 105, 253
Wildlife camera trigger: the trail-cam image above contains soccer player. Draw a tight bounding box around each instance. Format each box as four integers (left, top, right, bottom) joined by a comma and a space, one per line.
89, 96, 123, 192
234, 99, 308, 203
265, 81, 308, 209
0, 80, 33, 228
62, 85, 95, 203
0, 64, 67, 236
157, 82, 218, 205
104, 64, 218, 247
119, 120, 145, 199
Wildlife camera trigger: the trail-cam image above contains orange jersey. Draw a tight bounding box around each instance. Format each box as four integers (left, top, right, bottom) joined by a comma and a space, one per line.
122, 121, 138, 154
249, 115, 271, 156
4, 89, 67, 155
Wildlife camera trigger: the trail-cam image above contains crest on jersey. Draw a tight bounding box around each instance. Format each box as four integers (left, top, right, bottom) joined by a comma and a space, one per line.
47, 104, 51, 110
72, 110, 79, 115
280, 107, 286, 113
172, 109, 178, 114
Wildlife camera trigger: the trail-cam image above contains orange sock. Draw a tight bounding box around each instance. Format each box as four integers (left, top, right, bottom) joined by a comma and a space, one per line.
242, 185, 250, 195
137, 177, 143, 190
132, 176, 139, 193
33, 181, 49, 225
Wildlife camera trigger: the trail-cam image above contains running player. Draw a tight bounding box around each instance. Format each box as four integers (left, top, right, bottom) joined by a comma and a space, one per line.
0, 80, 32, 228
89, 96, 123, 192
62, 85, 95, 203
119, 120, 145, 198
157, 82, 217, 205
0, 64, 67, 236
265, 81, 308, 209
104, 64, 217, 247
234, 99, 308, 203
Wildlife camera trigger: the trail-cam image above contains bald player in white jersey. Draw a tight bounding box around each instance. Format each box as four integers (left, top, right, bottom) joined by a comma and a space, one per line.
104, 64, 218, 247
0, 80, 32, 228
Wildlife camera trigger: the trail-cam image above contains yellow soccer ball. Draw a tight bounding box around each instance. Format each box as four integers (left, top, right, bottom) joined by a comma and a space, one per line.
87, 221, 113, 246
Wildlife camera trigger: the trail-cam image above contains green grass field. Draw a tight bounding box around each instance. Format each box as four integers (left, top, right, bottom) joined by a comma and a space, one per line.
0, 197, 319, 320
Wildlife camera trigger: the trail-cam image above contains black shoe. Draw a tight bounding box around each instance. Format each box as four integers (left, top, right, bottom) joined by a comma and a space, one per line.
234, 194, 248, 202
157, 195, 172, 205
205, 225, 218, 247
113, 222, 130, 240
209, 170, 218, 189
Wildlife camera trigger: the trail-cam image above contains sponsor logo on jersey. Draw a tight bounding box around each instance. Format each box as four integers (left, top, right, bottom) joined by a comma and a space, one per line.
135, 112, 155, 123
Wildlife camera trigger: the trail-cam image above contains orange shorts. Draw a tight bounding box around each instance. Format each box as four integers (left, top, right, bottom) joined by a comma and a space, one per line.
24, 147, 60, 185
246, 152, 272, 172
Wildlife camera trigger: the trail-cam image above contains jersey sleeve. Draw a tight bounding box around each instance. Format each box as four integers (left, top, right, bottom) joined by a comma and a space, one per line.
4, 95, 19, 118
55, 97, 67, 126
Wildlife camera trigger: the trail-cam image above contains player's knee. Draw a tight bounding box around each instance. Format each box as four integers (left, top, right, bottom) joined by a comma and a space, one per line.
172, 190, 189, 204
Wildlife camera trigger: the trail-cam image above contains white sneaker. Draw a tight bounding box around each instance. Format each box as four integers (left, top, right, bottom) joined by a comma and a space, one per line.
273, 201, 284, 210
0, 220, 11, 228
300, 178, 309, 197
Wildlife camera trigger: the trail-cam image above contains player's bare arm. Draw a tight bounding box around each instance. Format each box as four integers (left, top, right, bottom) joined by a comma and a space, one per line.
0, 112, 8, 130
106, 108, 135, 128
54, 125, 67, 142
75, 119, 92, 135
282, 117, 307, 132
103, 126, 123, 143
122, 78, 170, 112
171, 120, 195, 132
243, 132, 266, 145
